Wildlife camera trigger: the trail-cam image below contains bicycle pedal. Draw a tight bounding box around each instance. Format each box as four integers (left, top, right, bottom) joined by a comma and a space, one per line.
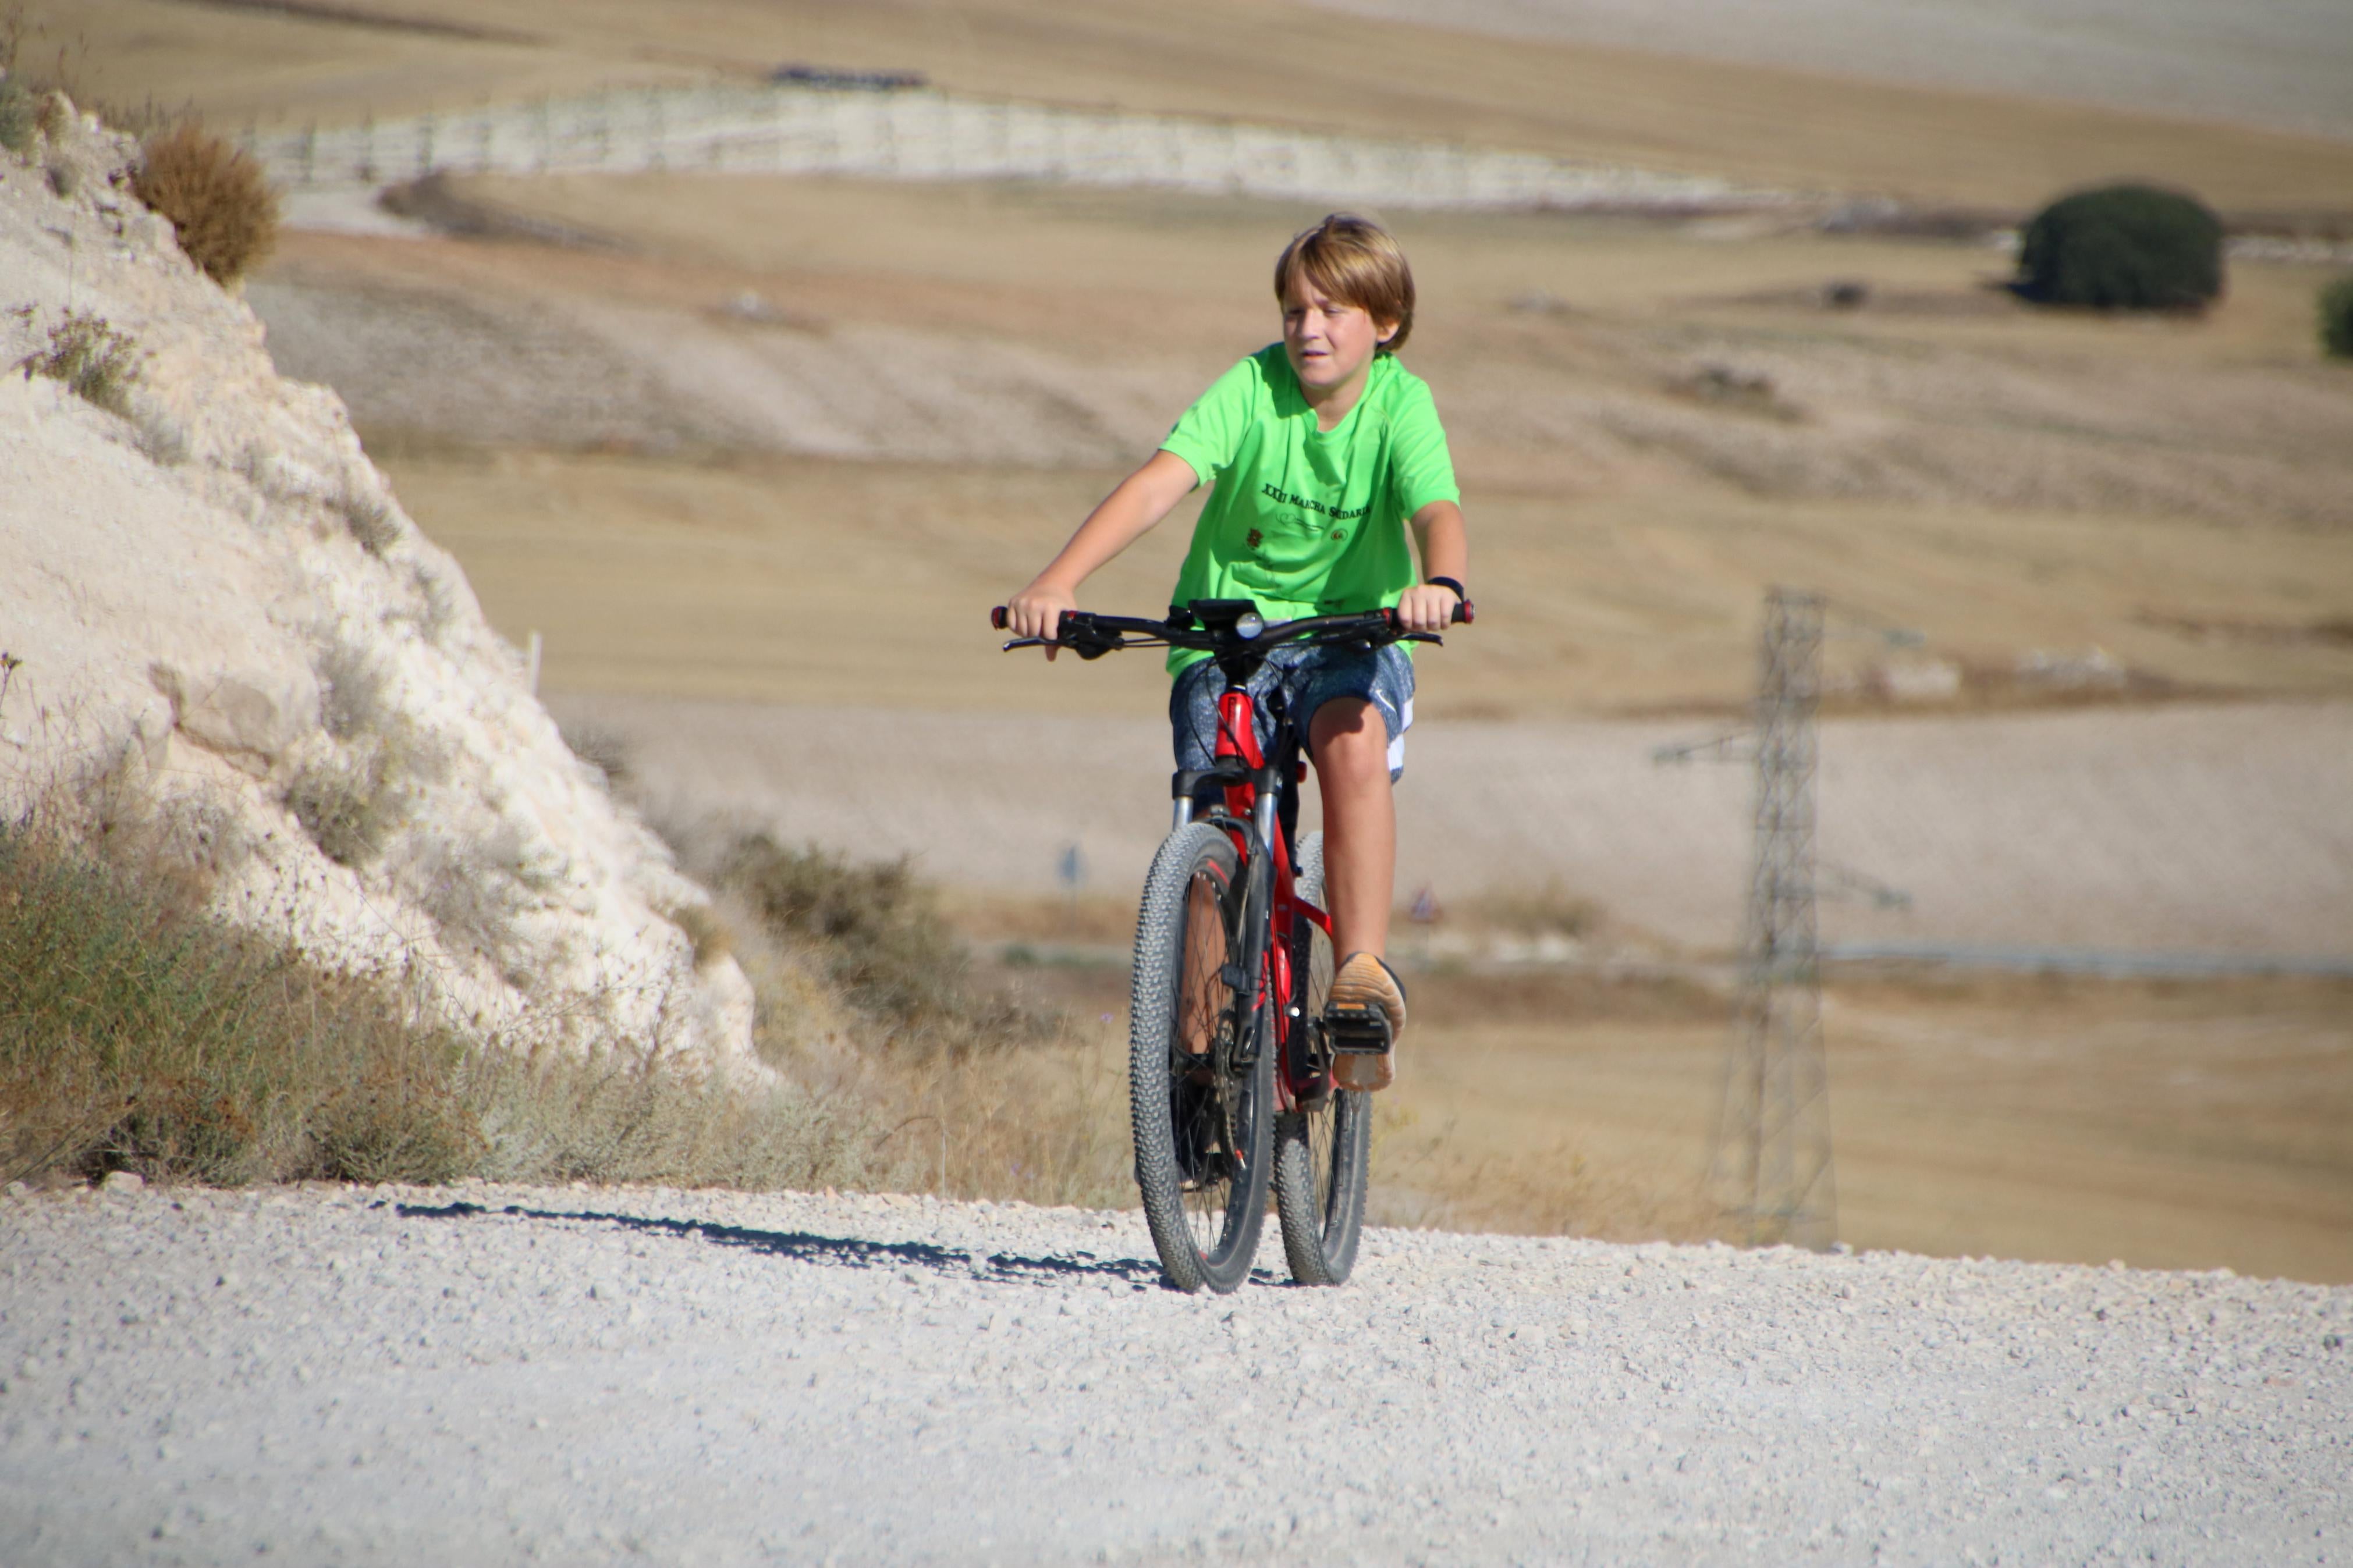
1324, 1007, 1393, 1055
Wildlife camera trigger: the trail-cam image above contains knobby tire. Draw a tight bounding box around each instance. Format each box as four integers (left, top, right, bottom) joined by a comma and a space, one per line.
1272, 832, 1372, 1285
1128, 821, 1272, 1293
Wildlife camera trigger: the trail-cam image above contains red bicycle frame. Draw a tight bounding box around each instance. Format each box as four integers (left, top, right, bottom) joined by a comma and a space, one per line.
1209, 689, 1332, 1113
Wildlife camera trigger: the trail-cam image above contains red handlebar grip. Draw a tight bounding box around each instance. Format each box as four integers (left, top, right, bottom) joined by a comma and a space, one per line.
991, 606, 1009, 630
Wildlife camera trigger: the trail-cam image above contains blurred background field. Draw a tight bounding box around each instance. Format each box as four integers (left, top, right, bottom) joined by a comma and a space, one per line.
22, 0, 2350, 1278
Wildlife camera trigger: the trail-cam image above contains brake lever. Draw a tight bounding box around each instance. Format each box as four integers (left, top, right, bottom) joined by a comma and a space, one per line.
1000, 632, 1129, 657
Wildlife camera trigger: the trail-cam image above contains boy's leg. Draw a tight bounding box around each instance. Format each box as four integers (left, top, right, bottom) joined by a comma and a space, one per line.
1311, 695, 1408, 1088
1307, 696, 1394, 962
1169, 658, 1231, 1060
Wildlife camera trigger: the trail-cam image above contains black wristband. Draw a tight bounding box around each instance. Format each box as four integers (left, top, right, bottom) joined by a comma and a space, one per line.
1424, 576, 1466, 602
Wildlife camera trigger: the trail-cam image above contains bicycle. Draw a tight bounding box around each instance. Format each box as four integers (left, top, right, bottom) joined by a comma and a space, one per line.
992, 595, 1470, 1293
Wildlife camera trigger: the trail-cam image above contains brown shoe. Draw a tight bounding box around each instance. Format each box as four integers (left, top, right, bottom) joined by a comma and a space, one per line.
1328, 952, 1407, 1091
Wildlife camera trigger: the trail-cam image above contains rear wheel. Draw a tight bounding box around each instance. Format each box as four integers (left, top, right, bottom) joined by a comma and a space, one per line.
1128, 822, 1271, 1293
1273, 833, 1372, 1285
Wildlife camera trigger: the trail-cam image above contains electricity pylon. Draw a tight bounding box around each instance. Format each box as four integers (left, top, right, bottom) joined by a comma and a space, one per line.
1707, 588, 1837, 1248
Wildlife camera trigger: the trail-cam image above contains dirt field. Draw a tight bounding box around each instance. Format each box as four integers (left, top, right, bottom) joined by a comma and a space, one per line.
1311, 0, 2353, 144
963, 955, 2353, 1283
553, 692, 2353, 961
34, 0, 2353, 209
1389, 969, 2353, 1283
253, 183, 2353, 721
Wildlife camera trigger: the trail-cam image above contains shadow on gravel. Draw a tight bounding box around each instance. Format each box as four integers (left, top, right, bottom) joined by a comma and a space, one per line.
391, 1201, 1167, 1289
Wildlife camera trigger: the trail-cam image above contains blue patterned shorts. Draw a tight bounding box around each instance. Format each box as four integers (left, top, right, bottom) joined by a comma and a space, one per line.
1170, 642, 1415, 788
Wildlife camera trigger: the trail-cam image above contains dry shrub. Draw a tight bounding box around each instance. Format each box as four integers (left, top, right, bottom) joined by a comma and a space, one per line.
15, 309, 140, 418
131, 406, 189, 466
0, 814, 479, 1187
709, 831, 1045, 1057
0, 75, 30, 155
670, 902, 731, 967
661, 819, 1125, 1205
43, 737, 253, 912
316, 639, 391, 742
412, 837, 533, 963
283, 741, 405, 867
556, 717, 631, 786
338, 486, 402, 556
0, 792, 872, 1192
132, 122, 279, 286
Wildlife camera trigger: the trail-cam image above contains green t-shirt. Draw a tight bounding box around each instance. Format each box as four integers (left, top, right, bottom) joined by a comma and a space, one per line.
1158, 346, 1460, 674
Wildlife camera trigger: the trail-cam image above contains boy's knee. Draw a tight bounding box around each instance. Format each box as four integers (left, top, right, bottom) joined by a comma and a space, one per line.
1309, 699, 1388, 770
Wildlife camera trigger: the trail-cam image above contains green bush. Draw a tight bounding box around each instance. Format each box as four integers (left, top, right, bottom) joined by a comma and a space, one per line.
2017, 184, 2224, 311
2321, 275, 2353, 360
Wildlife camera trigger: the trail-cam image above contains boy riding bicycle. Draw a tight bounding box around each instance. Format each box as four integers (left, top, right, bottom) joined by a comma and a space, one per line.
1005, 213, 1468, 1090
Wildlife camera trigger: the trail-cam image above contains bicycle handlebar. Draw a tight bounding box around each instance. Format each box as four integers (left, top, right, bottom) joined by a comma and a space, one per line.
989, 597, 1471, 659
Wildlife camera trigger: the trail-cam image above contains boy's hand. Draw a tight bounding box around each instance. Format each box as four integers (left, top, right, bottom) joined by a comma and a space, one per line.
1394, 581, 1461, 634
1006, 583, 1079, 661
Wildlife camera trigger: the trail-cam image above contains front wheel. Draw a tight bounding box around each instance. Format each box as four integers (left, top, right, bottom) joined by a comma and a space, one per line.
1273, 832, 1372, 1285
1129, 822, 1272, 1293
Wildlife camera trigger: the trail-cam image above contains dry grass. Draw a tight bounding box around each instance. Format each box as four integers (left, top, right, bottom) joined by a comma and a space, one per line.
1394, 967, 2353, 1282
132, 122, 279, 286
700, 830, 1053, 1058
336, 483, 402, 556
1458, 882, 1606, 941
0, 765, 876, 1192
606, 812, 1136, 1206
315, 638, 389, 742
13, 308, 141, 418
0, 807, 480, 1186
281, 737, 408, 866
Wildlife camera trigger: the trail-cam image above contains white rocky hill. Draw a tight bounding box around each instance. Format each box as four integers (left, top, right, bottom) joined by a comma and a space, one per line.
0, 98, 755, 1068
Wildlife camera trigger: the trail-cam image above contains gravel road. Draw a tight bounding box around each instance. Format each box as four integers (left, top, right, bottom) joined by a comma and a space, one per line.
5, 1180, 2348, 1566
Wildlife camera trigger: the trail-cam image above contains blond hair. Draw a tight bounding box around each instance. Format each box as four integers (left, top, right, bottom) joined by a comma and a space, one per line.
1273, 214, 1416, 355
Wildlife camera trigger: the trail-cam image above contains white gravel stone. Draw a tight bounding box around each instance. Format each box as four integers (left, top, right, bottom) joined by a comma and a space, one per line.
0, 1182, 2347, 1564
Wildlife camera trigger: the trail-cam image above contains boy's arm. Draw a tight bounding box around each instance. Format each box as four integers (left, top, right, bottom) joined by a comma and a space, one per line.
1006, 449, 1199, 654
1398, 499, 1468, 633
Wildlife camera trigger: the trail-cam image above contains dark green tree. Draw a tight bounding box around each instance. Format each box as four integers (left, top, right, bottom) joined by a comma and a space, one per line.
2320, 275, 2353, 360
2017, 184, 2224, 311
